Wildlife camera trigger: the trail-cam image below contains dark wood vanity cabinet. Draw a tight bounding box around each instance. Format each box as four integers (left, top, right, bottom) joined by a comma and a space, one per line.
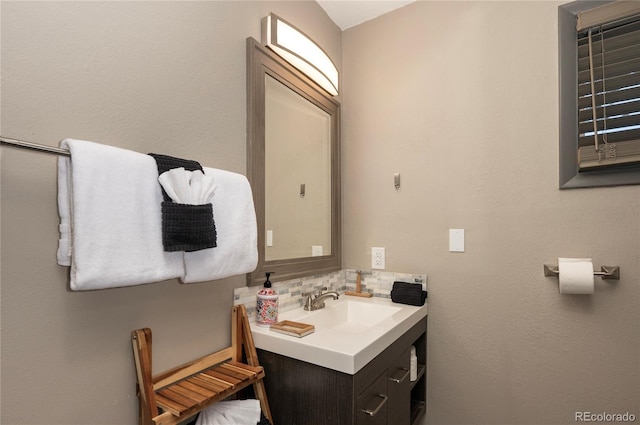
357, 348, 411, 425
256, 316, 427, 425
386, 348, 412, 423
357, 372, 389, 425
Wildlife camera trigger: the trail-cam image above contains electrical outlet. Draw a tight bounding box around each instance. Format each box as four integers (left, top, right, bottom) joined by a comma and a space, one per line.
372, 247, 385, 269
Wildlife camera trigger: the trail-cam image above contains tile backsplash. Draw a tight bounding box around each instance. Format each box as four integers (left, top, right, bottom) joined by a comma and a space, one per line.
234, 269, 427, 322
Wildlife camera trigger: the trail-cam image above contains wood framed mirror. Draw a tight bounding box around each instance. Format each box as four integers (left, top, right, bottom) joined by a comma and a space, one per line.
246, 37, 341, 286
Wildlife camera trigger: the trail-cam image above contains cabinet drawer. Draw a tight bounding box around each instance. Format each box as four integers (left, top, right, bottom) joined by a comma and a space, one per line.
357, 373, 388, 425
387, 347, 411, 424
387, 347, 411, 386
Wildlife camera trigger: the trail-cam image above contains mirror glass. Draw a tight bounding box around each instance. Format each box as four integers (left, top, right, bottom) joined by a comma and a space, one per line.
265, 74, 332, 261
246, 37, 341, 286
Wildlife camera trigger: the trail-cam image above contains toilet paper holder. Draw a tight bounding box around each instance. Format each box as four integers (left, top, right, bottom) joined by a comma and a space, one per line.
543, 264, 620, 280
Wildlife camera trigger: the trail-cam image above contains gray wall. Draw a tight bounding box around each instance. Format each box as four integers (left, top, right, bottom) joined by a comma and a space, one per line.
342, 1, 639, 424
0, 2, 340, 423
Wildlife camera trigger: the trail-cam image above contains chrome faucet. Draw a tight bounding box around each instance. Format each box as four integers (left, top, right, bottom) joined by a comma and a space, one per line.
302, 287, 340, 311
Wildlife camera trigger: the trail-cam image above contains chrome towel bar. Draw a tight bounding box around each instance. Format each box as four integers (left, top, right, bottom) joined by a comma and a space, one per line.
1, 136, 70, 157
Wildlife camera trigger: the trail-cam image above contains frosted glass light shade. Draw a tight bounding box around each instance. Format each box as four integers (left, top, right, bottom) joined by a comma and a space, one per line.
264, 14, 339, 96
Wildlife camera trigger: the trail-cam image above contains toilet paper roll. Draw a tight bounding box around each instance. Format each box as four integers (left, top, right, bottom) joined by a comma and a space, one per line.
558, 257, 594, 294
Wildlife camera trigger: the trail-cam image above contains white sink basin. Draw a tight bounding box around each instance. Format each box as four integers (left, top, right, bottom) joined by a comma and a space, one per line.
290, 299, 402, 332
250, 296, 428, 374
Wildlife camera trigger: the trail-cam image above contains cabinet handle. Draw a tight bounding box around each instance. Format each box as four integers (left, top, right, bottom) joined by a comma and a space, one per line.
389, 367, 410, 384
361, 393, 388, 417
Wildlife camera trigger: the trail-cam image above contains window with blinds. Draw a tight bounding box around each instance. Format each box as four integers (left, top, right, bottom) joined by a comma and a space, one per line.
576, 4, 640, 171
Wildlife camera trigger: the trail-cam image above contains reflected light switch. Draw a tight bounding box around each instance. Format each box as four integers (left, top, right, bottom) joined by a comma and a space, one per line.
266, 230, 273, 247
449, 229, 465, 252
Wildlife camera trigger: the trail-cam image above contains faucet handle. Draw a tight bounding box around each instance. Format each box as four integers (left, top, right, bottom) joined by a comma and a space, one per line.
316, 286, 328, 296
301, 292, 314, 311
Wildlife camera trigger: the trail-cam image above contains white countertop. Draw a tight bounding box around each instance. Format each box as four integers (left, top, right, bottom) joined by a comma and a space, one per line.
250, 296, 428, 375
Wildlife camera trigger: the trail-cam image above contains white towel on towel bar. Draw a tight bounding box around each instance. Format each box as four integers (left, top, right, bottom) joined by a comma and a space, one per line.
182, 167, 258, 283
56, 157, 72, 267
57, 139, 184, 290
57, 139, 258, 289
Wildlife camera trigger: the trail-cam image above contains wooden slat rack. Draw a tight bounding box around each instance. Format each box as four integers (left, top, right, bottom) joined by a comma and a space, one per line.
131, 304, 273, 425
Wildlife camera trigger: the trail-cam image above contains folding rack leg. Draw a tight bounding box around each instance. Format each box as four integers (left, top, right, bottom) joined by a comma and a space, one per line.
131, 328, 158, 425
232, 305, 274, 424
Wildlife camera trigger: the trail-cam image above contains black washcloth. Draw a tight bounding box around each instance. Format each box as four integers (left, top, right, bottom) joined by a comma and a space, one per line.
391, 281, 427, 306
148, 153, 204, 202
161, 202, 217, 252
148, 153, 217, 252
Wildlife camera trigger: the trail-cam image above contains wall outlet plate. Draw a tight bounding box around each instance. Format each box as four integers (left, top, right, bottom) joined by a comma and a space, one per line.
372, 247, 385, 269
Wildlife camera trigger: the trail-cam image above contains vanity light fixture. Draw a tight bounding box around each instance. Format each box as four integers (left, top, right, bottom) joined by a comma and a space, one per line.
264, 13, 339, 96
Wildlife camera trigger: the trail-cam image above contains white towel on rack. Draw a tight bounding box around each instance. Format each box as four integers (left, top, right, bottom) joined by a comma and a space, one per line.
57, 139, 184, 290
56, 157, 72, 266
195, 399, 261, 425
182, 167, 258, 283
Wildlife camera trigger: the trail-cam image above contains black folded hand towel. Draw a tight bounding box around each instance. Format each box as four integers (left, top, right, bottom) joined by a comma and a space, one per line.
391, 281, 427, 306
161, 202, 217, 252
148, 153, 217, 252
148, 153, 204, 202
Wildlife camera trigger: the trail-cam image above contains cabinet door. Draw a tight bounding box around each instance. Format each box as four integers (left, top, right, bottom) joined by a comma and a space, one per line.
357, 372, 388, 425
387, 348, 411, 424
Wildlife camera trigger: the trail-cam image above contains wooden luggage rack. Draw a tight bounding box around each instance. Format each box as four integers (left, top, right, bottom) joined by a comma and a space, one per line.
131, 305, 273, 425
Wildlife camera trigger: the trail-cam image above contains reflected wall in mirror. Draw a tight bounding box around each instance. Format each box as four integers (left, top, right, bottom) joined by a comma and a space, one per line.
265, 74, 332, 261
246, 37, 341, 286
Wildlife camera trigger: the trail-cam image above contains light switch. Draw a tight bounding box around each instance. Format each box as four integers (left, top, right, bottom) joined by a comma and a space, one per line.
449, 229, 465, 252
394, 173, 401, 189
266, 230, 273, 247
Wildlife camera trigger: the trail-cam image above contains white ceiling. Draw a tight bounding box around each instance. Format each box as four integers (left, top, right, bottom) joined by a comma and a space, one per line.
316, 0, 416, 30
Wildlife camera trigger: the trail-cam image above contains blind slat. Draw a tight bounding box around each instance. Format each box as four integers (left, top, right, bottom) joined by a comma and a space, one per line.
579, 113, 640, 134
579, 84, 640, 108
578, 42, 640, 72
578, 56, 640, 84
578, 23, 640, 57
579, 127, 640, 147
579, 97, 640, 121
578, 72, 640, 97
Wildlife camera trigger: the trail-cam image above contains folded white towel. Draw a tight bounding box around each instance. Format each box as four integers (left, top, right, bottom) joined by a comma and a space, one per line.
57, 139, 184, 290
190, 169, 217, 204
195, 399, 261, 425
158, 167, 217, 205
56, 157, 72, 266
182, 167, 258, 283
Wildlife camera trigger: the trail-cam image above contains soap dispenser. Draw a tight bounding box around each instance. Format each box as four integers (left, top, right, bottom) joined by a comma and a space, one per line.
256, 272, 279, 327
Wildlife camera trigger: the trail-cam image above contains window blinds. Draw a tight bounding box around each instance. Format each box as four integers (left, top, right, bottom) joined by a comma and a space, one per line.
577, 1, 640, 170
